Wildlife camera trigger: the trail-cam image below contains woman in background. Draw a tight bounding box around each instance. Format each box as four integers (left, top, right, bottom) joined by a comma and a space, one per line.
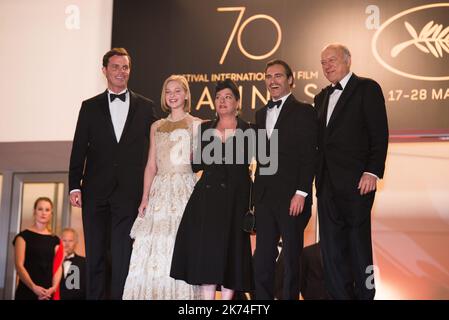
13, 197, 63, 300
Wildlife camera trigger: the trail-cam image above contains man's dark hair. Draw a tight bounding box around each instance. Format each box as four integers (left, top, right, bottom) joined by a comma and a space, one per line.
102, 48, 131, 68
265, 59, 294, 87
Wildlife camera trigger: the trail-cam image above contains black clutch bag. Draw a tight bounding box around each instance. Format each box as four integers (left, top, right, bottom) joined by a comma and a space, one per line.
243, 208, 256, 234
243, 176, 256, 234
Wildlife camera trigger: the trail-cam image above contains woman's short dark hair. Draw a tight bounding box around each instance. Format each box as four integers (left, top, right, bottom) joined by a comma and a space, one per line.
102, 48, 132, 68
215, 79, 240, 100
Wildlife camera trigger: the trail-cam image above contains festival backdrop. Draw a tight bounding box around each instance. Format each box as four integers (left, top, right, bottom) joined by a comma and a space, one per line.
112, 0, 449, 137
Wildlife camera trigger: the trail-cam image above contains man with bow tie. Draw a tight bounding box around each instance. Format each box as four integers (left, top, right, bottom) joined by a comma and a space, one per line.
69, 48, 158, 299
253, 59, 317, 299
314, 44, 388, 299
60, 228, 86, 300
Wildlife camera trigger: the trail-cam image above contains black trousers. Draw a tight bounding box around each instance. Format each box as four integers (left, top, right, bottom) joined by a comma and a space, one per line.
317, 172, 376, 300
254, 194, 310, 300
82, 188, 138, 300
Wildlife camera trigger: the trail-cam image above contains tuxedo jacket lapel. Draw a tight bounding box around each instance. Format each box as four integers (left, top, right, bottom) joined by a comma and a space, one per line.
258, 105, 267, 131
317, 89, 330, 130
274, 94, 295, 130
327, 74, 359, 131
321, 89, 331, 121
120, 90, 137, 143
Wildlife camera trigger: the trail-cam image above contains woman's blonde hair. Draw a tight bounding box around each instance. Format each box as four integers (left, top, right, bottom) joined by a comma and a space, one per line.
34, 197, 53, 210
160, 75, 191, 113
33, 197, 54, 231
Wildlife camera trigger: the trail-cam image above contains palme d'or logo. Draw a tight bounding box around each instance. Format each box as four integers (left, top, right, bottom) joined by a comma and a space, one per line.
372, 3, 449, 81
391, 21, 449, 58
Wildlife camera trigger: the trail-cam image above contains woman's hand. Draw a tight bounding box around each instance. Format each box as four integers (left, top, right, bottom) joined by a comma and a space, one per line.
32, 284, 49, 299
46, 286, 57, 297
39, 286, 56, 300
138, 199, 148, 218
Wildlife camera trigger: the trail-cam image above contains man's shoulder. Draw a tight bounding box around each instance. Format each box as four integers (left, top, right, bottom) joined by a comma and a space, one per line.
130, 90, 155, 105
82, 91, 107, 105
314, 87, 328, 101
352, 74, 381, 89
295, 100, 314, 110
74, 254, 86, 264
255, 107, 265, 117
288, 95, 315, 113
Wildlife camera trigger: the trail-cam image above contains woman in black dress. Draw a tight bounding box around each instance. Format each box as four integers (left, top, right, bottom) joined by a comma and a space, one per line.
13, 197, 63, 300
170, 79, 254, 299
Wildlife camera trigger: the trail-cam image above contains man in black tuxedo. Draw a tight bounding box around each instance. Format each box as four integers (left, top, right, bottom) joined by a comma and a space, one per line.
60, 228, 86, 300
69, 48, 158, 299
254, 59, 317, 299
314, 44, 388, 299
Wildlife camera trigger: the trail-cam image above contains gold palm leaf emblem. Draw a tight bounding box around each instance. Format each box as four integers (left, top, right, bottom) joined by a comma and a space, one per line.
391, 21, 449, 58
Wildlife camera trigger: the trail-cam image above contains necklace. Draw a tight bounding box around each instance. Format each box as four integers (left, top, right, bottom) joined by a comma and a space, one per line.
167, 112, 188, 122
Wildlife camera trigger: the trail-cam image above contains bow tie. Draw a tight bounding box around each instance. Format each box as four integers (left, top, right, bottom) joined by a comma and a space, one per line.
110, 91, 127, 102
64, 256, 74, 262
267, 100, 282, 109
328, 82, 343, 94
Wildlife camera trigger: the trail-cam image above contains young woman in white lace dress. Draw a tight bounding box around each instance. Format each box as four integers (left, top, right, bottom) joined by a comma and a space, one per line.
123, 75, 201, 299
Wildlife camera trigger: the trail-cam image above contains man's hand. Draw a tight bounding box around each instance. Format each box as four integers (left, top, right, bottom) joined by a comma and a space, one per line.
69, 191, 82, 207
289, 194, 305, 216
358, 173, 377, 195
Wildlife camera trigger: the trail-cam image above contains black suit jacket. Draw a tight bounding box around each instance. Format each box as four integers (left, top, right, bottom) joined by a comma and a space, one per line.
69, 90, 158, 198
60, 254, 86, 300
254, 94, 317, 204
314, 74, 389, 196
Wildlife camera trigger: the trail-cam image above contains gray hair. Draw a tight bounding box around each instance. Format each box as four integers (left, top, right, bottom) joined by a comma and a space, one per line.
62, 227, 79, 243
322, 43, 351, 62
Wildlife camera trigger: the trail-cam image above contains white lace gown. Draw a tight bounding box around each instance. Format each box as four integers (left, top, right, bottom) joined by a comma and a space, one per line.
123, 116, 201, 300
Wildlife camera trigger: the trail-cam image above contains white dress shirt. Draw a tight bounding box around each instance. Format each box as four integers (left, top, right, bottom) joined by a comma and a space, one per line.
265, 92, 308, 198
326, 72, 352, 126
266, 93, 291, 139
108, 89, 130, 142
63, 253, 75, 278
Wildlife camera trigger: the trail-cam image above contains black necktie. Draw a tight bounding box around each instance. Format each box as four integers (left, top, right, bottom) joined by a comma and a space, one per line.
267, 100, 282, 109
110, 91, 127, 102
328, 82, 343, 95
